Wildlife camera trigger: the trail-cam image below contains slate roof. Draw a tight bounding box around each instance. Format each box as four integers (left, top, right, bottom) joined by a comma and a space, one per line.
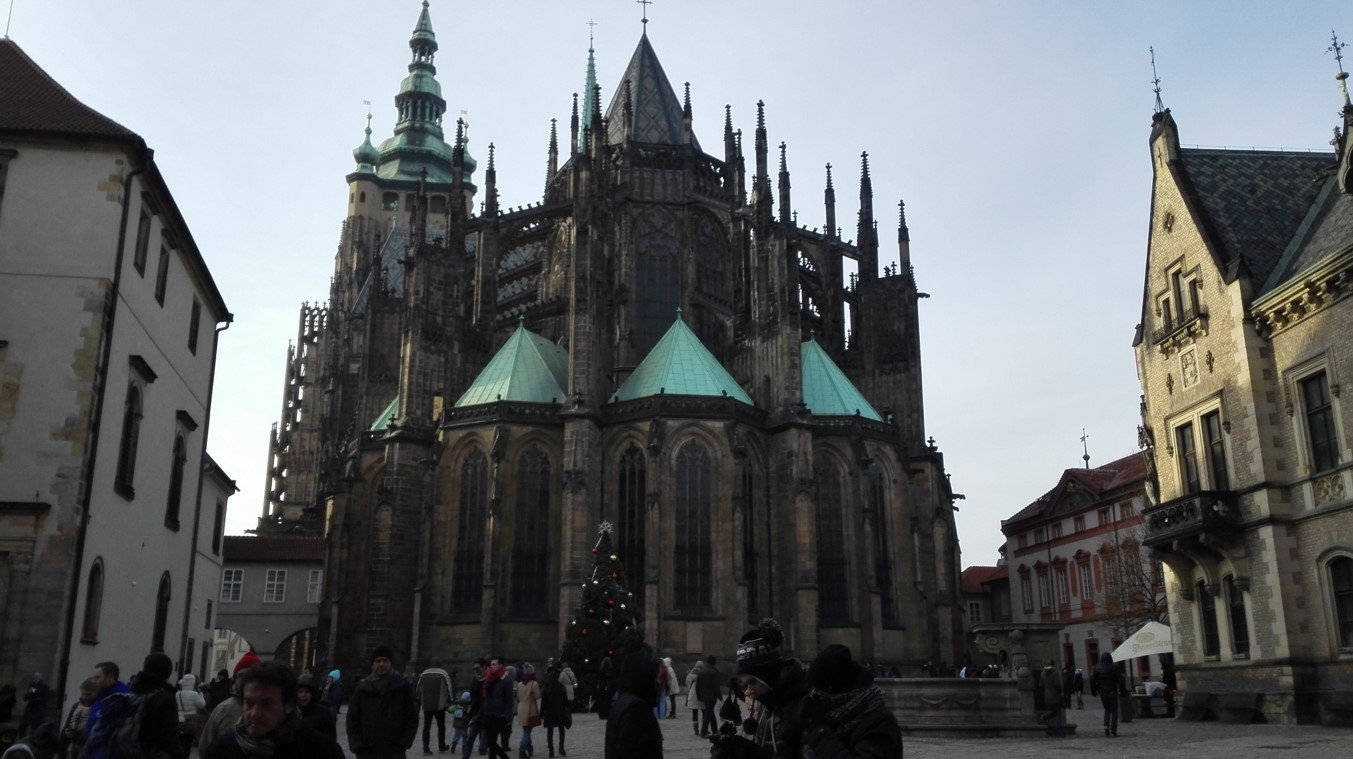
352, 228, 410, 314
604, 34, 698, 150
1003, 451, 1147, 526
612, 316, 752, 404
1177, 148, 1332, 285
961, 565, 1007, 594
1261, 181, 1353, 294
370, 395, 399, 431
800, 337, 883, 421
454, 321, 569, 407
222, 535, 325, 563
0, 39, 139, 140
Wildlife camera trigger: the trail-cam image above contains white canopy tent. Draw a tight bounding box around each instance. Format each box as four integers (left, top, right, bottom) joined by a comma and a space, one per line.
1110, 621, 1173, 662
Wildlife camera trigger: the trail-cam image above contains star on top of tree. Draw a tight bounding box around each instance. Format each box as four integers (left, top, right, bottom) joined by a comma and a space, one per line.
598, 520, 614, 535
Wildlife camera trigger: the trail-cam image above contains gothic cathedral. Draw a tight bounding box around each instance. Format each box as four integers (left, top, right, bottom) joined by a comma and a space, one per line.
264, 2, 964, 673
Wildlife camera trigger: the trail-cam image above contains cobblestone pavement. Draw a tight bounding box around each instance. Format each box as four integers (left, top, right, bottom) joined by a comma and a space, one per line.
337, 707, 1353, 759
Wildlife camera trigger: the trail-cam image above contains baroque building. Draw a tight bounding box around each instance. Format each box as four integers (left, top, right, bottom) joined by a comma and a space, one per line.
1134, 62, 1353, 722
0, 40, 232, 712
264, 3, 962, 674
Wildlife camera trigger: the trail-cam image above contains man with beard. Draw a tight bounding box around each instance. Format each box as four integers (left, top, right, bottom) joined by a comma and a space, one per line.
347, 646, 418, 759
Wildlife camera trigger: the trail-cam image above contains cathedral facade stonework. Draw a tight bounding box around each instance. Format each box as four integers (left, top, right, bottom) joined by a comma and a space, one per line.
265, 3, 963, 675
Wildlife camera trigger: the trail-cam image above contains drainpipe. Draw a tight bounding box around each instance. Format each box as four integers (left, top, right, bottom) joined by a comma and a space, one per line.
177, 316, 233, 676
56, 153, 148, 709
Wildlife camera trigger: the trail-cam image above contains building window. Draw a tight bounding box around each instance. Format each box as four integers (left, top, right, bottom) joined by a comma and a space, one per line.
151, 573, 171, 653
205, 599, 213, 630
1034, 528, 1045, 544
1098, 508, 1110, 527
165, 434, 187, 530
1203, 411, 1229, 490
634, 209, 681, 356
1224, 575, 1249, 657
307, 569, 324, 604
1017, 534, 1028, 549
1198, 581, 1220, 658
220, 569, 242, 603
155, 245, 170, 305
264, 569, 287, 603
1051, 523, 1063, 539
114, 385, 143, 499
81, 559, 104, 642
188, 298, 201, 355
1330, 556, 1353, 651
869, 467, 897, 625
968, 601, 982, 623
1037, 569, 1050, 610
1302, 372, 1339, 473
674, 441, 713, 610
510, 446, 550, 617
1020, 571, 1033, 613
133, 209, 152, 275
1176, 422, 1200, 494
816, 464, 851, 624
0, 148, 15, 221
742, 462, 762, 623
212, 501, 225, 555
1119, 501, 1136, 519
451, 451, 487, 612
617, 446, 647, 611
1078, 561, 1093, 601
1055, 563, 1070, 604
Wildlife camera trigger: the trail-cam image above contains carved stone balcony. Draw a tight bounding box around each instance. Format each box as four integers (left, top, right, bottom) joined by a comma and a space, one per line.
1142, 490, 1239, 549
1151, 306, 1208, 353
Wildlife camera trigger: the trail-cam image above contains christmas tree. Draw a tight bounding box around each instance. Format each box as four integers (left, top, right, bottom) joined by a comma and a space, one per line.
561, 521, 645, 707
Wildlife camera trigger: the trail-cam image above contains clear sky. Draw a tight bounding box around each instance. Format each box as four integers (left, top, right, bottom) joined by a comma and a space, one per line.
9, 0, 1348, 567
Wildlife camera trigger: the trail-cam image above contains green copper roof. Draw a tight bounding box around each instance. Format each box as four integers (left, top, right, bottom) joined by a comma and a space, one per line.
801, 337, 883, 421
371, 395, 399, 431
612, 315, 753, 404
454, 322, 569, 407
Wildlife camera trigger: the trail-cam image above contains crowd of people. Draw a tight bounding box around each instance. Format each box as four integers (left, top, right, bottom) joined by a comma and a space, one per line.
0, 617, 911, 759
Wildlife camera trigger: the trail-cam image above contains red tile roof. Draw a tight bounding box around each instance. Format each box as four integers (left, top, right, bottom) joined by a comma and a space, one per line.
961, 565, 1007, 594
1003, 451, 1149, 527
0, 39, 140, 141
223, 536, 325, 563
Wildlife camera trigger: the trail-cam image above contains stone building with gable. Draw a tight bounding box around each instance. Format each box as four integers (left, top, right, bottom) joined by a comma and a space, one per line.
263, 2, 963, 675
1133, 70, 1353, 722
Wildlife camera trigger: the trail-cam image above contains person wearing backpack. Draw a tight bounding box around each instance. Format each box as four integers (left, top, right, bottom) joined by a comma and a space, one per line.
130, 653, 184, 758
84, 663, 130, 747
202, 662, 342, 759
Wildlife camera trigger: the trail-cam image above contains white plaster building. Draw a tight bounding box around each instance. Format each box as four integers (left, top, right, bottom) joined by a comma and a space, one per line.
0, 39, 231, 718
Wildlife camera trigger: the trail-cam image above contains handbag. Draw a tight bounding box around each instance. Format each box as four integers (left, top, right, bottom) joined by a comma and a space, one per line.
178, 693, 206, 739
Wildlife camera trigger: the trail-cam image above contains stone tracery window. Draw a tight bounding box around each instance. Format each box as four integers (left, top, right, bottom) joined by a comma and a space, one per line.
635, 209, 681, 355
869, 465, 897, 625
674, 440, 712, 610
816, 463, 850, 625
617, 446, 647, 610
1198, 580, 1220, 658
452, 451, 487, 612
511, 446, 551, 617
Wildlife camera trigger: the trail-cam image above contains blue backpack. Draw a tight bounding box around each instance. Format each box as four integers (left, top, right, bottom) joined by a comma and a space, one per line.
84, 691, 152, 759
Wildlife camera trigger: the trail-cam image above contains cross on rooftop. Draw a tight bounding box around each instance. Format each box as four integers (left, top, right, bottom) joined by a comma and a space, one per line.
637, 0, 652, 29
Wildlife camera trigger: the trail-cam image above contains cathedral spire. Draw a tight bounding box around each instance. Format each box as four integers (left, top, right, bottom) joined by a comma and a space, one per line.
778, 142, 792, 227
484, 142, 498, 217
352, 105, 379, 173
1150, 46, 1166, 115
547, 118, 559, 193
858, 151, 877, 279
682, 81, 693, 145
824, 163, 836, 239
579, 26, 599, 153
570, 93, 580, 157
753, 100, 772, 225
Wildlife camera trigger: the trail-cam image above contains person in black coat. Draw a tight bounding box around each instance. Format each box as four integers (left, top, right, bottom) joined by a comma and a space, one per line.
694, 656, 723, 737
204, 662, 343, 759
1090, 653, 1126, 737
130, 653, 186, 759
294, 675, 336, 741
346, 645, 419, 759
798, 645, 902, 759
603, 651, 662, 759
539, 668, 570, 758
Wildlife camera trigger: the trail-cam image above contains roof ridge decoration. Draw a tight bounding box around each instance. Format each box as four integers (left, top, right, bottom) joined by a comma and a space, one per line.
454, 322, 569, 407
603, 32, 698, 150
612, 315, 753, 404
799, 335, 883, 421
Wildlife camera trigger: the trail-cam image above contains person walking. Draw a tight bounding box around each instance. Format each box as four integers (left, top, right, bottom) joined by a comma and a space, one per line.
603, 651, 662, 759
683, 660, 705, 736
459, 659, 487, 759
22, 674, 52, 736
694, 656, 722, 738
478, 657, 513, 759
1040, 663, 1065, 737
555, 661, 576, 714
58, 679, 95, 759
346, 645, 419, 759
515, 664, 540, 759
296, 675, 337, 741
416, 658, 453, 754
1072, 668, 1085, 710
1090, 653, 1126, 737
594, 658, 614, 720
205, 672, 231, 714
538, 669, 568, 759
660, 659, 679, 719
201, 662, 344, 759
175, 674, 208, 756
199, 652, 260, 759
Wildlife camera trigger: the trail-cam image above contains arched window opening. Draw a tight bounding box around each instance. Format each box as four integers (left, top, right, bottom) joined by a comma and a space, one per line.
1330, 557, 1353, 651
816, 464, 850, 625
617, 446, 647, 611
165, 434, 187, 528
452, 451, 487, 612
151, 572, 171, 653
674, 441, 712, 610
81, 559, 104, 642
510, 446, 551, 617
1198, 581, 1220, 658
869, 467, 897, 625
742, 463, 761, 623
115, 386, 142, 496
634, 209, 681, 355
